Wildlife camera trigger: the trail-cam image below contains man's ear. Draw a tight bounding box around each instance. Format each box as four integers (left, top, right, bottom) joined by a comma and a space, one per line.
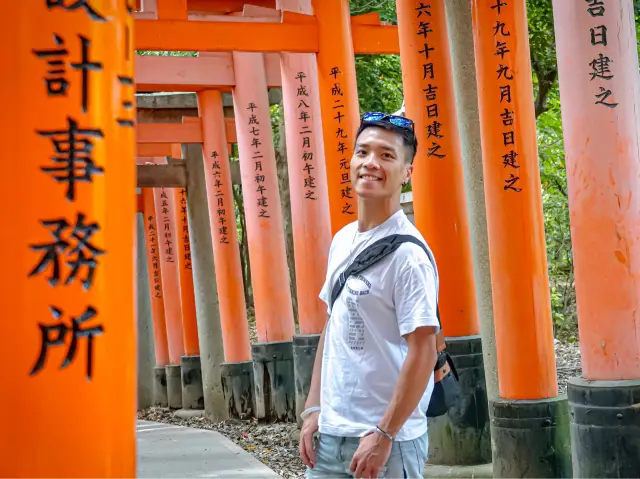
404, 164, 414, 185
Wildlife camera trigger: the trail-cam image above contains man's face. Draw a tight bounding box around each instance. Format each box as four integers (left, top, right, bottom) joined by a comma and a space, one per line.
350, 126, 412, 199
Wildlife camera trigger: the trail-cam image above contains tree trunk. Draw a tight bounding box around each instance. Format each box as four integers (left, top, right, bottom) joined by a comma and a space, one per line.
274, 104, 299, 324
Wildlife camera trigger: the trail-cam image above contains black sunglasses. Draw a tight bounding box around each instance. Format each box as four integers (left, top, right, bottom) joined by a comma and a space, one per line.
360, 111, 415, 131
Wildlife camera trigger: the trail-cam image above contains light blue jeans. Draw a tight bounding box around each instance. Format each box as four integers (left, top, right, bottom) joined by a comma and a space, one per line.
305, 431, 428, 478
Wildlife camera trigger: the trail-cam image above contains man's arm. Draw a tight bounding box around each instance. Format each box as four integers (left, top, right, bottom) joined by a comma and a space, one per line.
299, 321, 327, 469
377, 326, 437, 437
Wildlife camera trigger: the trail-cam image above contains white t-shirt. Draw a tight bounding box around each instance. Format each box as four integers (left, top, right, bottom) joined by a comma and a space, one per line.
317, 209, 440, 442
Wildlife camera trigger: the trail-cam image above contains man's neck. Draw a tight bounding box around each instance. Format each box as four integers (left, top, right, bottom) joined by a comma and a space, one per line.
357, 195, 402, 233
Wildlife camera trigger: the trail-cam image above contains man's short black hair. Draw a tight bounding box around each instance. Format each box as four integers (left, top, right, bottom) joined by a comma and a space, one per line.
354, 120, 418, 165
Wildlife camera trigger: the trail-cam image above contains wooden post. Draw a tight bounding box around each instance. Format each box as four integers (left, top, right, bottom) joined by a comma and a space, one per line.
312, 0, 360, 234
197, 89, 255, 419
232, 52, 296, 343
232, 51, 296, 421
197, 90, 252, 363
553, 1, 640, 476
142, 189, 170, 407
137, 211, 156, 410
182, 143, 229, 421
396, 0, 488, 465
471, 1, 571, 476
0, 1, 136, 475
277, 0, 333, 426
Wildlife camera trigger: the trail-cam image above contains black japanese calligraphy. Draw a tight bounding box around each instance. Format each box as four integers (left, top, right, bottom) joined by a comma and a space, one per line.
416, 2, 445, 159
329, 67, 353, 214
33, 34, 103, 113
147, 215, 163, 298
490, 0, 522, 192
585, 0, 604, 17
29, 213, 105, 290
30, 305, 104, 380
296, 71, 318, 201
36, 117, 104, 202
46, 0, 106, 22
585, 3, 617, 108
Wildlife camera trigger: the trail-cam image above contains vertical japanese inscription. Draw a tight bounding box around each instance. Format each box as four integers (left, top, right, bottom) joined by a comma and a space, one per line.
329, 67, 354, 216
295, 71, 318, 201
146, 213, 163, 299
159, 188, 174, 263
584, 0, 617, 108
209, 151, 230, 244
179, 189, 191, 269
415, 1, 446, 160
27, 1, 134, 380
490, 0, 522, 192
247, 102, 270, 218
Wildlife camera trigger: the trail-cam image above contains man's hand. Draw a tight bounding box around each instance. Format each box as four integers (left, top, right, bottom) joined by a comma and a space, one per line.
349, 431, 392, 479
299, 410, 320, 469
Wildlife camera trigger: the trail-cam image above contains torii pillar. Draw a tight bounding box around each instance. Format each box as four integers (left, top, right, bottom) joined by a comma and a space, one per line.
396, 0, 489, 466
553, 1, 640, 475
471, 0, 571, 476
232, 51, 297, 421
277, 0, 333, 424
1, 2, 135, 475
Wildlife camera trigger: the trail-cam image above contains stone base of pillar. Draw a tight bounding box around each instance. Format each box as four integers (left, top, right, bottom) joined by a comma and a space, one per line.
180, 355, 204, 410
568, 377, 640, 477
221, 360, 255, 419
428, 335, 491, 465
490, 396, 572, 478
293, 334, 321, 426
153, 366, 168, 407
165, 364, 183, 410
252, 340, 295, 422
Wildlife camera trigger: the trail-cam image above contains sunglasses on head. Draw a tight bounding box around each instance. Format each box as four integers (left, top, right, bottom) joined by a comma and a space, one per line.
361, 111, 415, 131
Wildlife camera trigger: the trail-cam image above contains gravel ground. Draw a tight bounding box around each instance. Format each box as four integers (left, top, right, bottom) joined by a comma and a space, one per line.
139, 339, 581, 478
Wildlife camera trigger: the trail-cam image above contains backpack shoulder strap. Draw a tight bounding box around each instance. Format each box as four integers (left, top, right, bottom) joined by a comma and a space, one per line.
329, 233, 435, 311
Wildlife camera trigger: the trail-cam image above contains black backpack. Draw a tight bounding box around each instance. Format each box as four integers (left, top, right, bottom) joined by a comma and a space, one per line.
329, 233, 460, 418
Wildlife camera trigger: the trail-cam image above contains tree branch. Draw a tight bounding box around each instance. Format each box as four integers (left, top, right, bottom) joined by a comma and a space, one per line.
531, 51, 558, 118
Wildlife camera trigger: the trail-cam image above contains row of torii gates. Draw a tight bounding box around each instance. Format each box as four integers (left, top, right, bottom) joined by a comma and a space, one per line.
3, 0, 639, 478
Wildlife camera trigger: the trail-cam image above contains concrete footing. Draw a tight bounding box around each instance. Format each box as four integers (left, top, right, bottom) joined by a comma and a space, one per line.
221, 360, 255, 419
428, 335, 491, 465
153, 366, 168, 407
252, 341, 295, 422
568, 377, 640, 477
166, 364, 183, 410
181, 355, 204, 410
293, 334, 321, 425
490, 396, 572, 478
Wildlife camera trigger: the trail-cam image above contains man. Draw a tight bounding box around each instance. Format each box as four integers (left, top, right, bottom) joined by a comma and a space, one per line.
299, 112, 440, 478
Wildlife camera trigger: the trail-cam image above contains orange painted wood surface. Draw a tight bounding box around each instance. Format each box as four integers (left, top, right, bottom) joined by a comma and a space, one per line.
553, 0, 640, 380
135, 52, 283, 91
280, 54, 332, 334
142, 189, 171, 366
137, 142, 174, 157
0, 1, 136, 475
169, 144, 199, 356
136, 118, 237, 144
313, 0, 360, 235
198, 90, 252, 362
153, 182, 186, 364
188, 0, 275, 13
232, 52, 295, 342
472, 0, 557, 399
134, 17, 399, 54
397, 0, 479, 338
157, 0, 188, 20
